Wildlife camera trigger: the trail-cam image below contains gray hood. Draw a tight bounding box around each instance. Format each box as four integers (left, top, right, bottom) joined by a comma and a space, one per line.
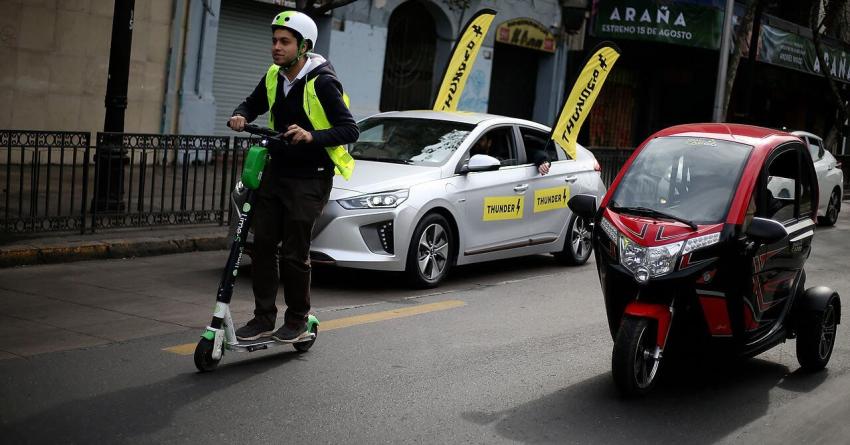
329, 161, 442, 199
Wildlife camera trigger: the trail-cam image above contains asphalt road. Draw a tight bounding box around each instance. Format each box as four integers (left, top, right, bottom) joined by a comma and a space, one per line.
1, 210, 849, 444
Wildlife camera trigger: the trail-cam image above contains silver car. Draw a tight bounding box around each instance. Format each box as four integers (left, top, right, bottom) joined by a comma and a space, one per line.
232, 110, 606, 287
792, 131, 843, 226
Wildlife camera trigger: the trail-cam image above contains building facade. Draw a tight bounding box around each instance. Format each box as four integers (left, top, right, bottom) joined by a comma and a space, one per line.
0, 0, 174, 136
2, 0, 848, 155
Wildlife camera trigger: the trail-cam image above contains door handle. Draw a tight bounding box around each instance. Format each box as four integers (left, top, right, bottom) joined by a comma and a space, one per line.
514, 184, 529, 193
565, 175, 578, 183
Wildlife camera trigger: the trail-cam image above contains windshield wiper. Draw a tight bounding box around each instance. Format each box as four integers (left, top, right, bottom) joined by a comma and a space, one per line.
610, 204, 698, 230
355, 156, 412, 164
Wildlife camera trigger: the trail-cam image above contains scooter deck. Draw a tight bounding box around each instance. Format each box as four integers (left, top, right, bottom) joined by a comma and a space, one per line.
227, 333, 316, 353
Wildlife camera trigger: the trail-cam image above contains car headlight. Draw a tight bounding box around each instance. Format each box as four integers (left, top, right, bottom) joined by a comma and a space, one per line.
338, 189, 409, 210
619, 234, 683, 282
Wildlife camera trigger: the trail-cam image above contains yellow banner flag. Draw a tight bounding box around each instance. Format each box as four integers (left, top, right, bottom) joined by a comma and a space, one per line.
550, 42, 621, 159
433, 9, 497, 111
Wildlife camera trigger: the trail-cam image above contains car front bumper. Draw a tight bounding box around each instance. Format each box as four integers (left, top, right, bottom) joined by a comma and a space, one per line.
309, 201, 420, 272
229, 185, 417, 272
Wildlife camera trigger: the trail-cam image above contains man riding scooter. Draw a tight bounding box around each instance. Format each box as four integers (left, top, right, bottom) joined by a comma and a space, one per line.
228, 11, 359, 343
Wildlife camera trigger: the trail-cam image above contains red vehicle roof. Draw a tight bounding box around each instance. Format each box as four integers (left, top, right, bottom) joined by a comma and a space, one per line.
650, 123, 800, 157
603, 123, 807, 226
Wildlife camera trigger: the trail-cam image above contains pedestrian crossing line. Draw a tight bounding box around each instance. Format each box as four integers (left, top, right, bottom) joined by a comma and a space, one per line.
163, 299, 467, 355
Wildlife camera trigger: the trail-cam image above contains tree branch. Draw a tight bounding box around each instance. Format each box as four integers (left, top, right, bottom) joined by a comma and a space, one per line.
722, 0, 761, 120
810, 0, 849, 126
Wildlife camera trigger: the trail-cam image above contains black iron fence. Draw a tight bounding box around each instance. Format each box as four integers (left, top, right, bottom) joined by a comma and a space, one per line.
4, 131, 831, 236
1, 130, 253, 235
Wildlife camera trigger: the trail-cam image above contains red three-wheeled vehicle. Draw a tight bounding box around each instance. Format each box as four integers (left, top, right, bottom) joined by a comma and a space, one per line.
569, 123, 841, 396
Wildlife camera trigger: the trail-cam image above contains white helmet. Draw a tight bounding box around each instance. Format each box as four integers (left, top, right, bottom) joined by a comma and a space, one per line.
271, 11, 318, 50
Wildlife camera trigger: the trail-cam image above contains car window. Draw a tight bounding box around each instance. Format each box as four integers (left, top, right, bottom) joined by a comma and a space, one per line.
809, 139, 825, 161
610, 137, 751, 224
807, 144, 821, 161
468, 127, 517, 166
351, 117, 474, 166
760, 147, 808, 223
519, 127, 559, 163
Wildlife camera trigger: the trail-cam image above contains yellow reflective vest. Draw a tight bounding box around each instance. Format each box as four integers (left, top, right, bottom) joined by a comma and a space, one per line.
264, 64, 355, 180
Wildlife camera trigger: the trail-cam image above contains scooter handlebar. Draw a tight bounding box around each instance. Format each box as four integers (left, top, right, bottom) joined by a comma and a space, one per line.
226, 120, 281, 138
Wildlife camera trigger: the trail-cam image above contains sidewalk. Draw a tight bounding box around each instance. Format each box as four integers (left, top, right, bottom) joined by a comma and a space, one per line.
0, 224, 230, 268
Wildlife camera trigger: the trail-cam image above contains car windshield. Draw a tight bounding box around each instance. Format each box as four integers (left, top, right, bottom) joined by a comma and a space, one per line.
610, 136, 752, 224
351, 117, 474, 166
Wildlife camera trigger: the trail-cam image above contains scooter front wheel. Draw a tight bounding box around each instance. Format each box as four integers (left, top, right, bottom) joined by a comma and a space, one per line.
612, 317, 661, 396
194, 338, 221, 372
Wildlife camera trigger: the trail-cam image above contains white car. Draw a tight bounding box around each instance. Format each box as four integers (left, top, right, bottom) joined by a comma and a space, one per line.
232, 110, 606, 287
792, 131, 843, 226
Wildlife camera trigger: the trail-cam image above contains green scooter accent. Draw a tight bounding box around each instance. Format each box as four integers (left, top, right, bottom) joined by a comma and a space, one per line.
241, 145, 268, 190
307, 314, 320, 332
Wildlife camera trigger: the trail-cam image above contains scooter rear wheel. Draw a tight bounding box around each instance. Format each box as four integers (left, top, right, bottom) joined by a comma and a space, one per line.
194, 338, 220, 372
293, 325, 318, 352
612, 317, 661, 396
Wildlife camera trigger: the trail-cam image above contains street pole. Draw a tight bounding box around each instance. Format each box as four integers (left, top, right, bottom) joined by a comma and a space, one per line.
712, 0, 735, 123
94, 0, 135, 212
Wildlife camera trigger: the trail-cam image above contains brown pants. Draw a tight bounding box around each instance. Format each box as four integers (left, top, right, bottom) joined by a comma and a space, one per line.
251, 175, 332, 328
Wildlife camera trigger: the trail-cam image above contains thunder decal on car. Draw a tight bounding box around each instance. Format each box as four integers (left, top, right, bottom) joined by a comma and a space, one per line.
483, 197, 524, 221
534, 186, 569, 213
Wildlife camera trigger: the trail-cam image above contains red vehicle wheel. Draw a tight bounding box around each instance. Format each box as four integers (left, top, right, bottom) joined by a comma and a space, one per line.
612, 317, 662, 396
796, 296, 839, 371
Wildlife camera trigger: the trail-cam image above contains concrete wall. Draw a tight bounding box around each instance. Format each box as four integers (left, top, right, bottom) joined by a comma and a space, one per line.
0, 0, 173, 135
327, 19, 388, 120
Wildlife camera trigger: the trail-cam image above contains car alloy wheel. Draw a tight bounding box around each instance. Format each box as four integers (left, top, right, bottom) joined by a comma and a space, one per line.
826, 191, 840, 224
571, 216, 592, 260
406, 213, 455, 288
418, 223, 449, 281
554, 214, 593, 266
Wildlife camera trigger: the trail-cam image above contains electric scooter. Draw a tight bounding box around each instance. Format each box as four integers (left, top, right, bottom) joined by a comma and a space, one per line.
194, 123, 319, 372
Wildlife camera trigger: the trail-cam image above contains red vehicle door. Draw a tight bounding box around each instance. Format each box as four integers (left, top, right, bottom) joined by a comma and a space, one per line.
743, 142, 817, 344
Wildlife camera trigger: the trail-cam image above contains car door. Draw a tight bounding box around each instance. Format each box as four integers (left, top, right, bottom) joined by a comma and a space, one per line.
745, 143, 816, 343
459, 126, 533, 255
517, 126, 575, 247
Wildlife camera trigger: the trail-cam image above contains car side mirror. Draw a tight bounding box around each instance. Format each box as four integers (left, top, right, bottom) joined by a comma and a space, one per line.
462, 154, 501, 174
568, 194, 597, 219
746, 217, 787, 244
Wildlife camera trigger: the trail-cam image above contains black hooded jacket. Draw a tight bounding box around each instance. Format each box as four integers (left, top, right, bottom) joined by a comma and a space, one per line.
233, 57, 359, 178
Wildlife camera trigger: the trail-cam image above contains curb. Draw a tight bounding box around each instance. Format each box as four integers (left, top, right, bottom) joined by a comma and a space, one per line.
0, 236, 228, 268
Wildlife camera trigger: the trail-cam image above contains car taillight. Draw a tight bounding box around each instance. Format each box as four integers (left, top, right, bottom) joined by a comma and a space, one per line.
594, 160, 602, 172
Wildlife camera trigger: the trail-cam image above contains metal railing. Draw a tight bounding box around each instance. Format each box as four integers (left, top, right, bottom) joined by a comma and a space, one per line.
1, 130, 247, 235
1, 130, 92, 233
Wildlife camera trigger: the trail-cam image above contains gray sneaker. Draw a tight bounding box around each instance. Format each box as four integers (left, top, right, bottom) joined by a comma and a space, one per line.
271, 324, 310, 343
235, 319, 274, 341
